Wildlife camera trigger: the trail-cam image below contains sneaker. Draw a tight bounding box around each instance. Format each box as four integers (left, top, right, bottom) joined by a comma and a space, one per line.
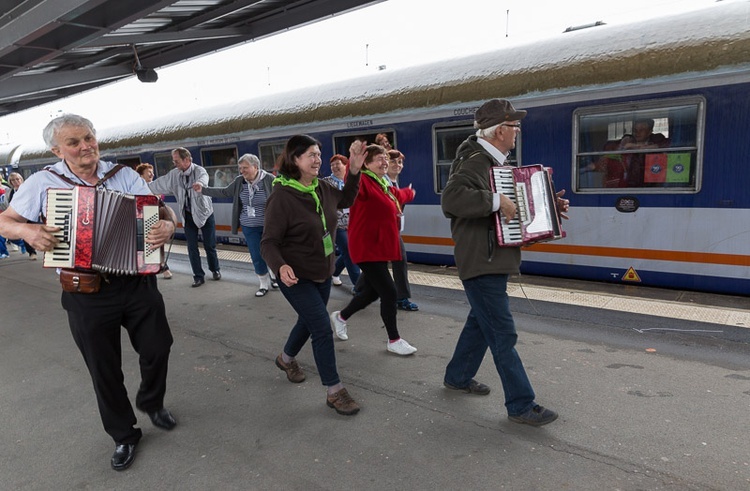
387, 338, 417, 356
326, 388, 360, 416
508, 405, 558, 427
29, 253, 37, 261
275, 354, 306, 383
0, 254, 8, 259
330, 311, 348, 341
163, 270, 173, 279
397, 298, 419, 311
443, 379, 491, 396
332, 276, 342, 286
271, 281, 279, 289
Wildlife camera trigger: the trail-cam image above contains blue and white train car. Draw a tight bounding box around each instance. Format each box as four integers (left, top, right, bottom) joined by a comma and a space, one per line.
15, 1, 750, 295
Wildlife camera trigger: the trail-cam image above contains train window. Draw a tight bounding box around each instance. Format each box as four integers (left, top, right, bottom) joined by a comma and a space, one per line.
432, 123, 520, 193
258, 140, 285, 172
574, 96, 704, 193
153, 152, 173, 178
116, 156, 141, 170
332, 130, 396, 156
200, 146, 238, 187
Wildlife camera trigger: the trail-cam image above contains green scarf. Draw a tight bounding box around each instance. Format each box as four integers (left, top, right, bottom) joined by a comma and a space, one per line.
362, 169, 402, 214
273, 175, 328, 232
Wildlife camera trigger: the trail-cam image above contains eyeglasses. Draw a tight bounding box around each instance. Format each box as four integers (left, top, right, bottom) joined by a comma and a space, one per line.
500, 123, 522, 129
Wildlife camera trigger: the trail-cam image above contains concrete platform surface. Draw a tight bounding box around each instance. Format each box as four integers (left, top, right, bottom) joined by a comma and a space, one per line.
1, 248, 749, 491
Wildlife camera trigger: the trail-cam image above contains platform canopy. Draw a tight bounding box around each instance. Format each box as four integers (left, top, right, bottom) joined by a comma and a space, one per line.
0, 0, 382, 116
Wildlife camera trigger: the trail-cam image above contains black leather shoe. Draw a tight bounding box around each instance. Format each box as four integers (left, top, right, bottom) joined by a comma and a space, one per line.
212, 271, 221, 281
111, 443, 136, 471
191, 278, 205, 288
148, 407, 177, 430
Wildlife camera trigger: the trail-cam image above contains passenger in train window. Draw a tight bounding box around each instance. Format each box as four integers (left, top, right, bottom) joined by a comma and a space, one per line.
330, 144, 419, 356
322, 154, 361, 289
149, 147, 222, 287
441, 99, 569, 427
0, 114, 179, 470
374, 132, 392, 151
137, 163, 172, 279
620, 118, 670, 187
261, 135, 364, 416
588, 139, 630, 188
194, 153, 278, 296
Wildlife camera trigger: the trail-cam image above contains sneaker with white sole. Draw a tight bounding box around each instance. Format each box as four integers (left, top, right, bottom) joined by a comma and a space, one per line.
387, 338, 417, 356
332, 276, 342, 286
330, 311, 348, 340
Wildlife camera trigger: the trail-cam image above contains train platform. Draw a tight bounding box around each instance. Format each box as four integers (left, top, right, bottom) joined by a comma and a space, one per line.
1, 244, 749, 491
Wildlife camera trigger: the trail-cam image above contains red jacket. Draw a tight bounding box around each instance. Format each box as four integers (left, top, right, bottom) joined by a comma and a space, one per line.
348, 173, 415, 264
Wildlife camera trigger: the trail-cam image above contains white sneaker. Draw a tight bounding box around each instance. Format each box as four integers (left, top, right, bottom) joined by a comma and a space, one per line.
330, 311, 348, 340
332, 276, 342, 286
387, 338, 417, 356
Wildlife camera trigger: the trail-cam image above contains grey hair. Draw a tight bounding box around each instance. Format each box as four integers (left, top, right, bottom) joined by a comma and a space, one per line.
237, 153, 260, 167
475, 123, 500, 139
42, 114, 96, 149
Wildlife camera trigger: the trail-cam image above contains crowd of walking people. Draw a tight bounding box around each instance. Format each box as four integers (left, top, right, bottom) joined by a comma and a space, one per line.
0, 98, 569, 471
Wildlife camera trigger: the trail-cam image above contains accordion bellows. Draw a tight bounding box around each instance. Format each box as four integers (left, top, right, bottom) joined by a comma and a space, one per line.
44, 186, 163, 275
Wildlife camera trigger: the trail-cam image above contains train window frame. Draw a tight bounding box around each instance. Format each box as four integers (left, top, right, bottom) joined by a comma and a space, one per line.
200, 146, 239, 187
573, 95, 705, 194
258, 139, 286, 173
116, 156, 141, 170
153, 152, 173, 178
332, 129, 397, 157
432, 121, 521, 194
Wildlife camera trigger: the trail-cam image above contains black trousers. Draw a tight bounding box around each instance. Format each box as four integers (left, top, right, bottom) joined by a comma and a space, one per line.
354, 236, 411, 299
341, 261, 400, 340
61, 275, 173, 444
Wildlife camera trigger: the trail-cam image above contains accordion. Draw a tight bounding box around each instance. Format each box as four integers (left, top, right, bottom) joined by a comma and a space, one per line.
44, 186, 163, 274
490, 165, 566, 247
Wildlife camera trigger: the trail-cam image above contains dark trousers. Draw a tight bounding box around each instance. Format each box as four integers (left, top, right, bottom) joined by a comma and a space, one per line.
61, 275, 173, 444
341, 261, 400, 340
278, 278, 340, 386
354, 236, 410, 299
391, 236, 411, 299
183, 211, 220, 280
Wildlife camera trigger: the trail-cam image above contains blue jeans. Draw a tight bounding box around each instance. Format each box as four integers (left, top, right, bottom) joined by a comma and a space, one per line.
241, 225, 268, 275
0, 236, 8, 256
333, 228, 360, 284
278, 278, 340, 386
444, 274, 536, 416
183, 211, 220, 280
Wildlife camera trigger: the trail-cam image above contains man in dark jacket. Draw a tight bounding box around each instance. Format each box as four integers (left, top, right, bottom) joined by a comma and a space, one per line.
440, 99, 569, 426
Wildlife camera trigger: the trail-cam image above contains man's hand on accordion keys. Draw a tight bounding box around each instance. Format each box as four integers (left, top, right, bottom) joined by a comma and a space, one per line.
27, 224, 62, 252
146, 220, 176, 248
499, 193, 517, 223
555, 189, 570, 220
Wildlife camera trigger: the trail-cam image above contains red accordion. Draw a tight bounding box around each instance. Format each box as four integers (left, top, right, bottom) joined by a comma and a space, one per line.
44, 186, 163, 274
490, 165, 566, 247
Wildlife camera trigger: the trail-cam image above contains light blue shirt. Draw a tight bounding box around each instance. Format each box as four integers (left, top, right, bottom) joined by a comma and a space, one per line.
9, 160, 151, 222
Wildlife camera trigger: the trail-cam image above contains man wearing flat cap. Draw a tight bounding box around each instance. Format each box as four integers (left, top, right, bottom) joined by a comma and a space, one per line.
440, 98, 569, 426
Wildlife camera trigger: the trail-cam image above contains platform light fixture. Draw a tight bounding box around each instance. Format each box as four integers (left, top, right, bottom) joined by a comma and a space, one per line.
132, 45, 158, 83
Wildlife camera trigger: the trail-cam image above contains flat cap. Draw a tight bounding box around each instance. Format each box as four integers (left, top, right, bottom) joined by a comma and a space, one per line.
474, 99, 527, 129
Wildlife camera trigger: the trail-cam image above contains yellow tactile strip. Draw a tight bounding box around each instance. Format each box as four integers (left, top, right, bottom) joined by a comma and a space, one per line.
168, 244, 749, 328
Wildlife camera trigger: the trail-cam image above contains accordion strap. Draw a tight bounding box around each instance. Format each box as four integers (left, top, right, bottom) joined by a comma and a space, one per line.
46, 164, 126, 188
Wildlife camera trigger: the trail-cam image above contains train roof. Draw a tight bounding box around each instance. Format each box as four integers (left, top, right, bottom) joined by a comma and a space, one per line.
19, 1, 750, 161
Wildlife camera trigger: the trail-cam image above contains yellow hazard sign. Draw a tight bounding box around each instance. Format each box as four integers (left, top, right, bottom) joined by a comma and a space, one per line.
622, 267, 641, 282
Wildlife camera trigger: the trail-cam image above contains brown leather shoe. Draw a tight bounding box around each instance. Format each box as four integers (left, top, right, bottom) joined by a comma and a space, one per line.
275, 354, 305, 383
326, 388, 360, 416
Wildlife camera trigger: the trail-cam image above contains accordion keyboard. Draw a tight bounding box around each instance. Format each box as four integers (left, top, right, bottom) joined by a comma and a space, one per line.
44, 189, 75, 268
